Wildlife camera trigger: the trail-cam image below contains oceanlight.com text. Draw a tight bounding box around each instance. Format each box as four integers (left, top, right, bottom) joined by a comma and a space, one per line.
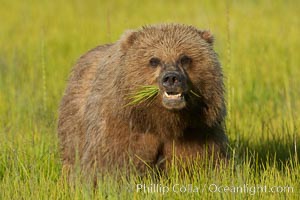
135, 183, 294, 195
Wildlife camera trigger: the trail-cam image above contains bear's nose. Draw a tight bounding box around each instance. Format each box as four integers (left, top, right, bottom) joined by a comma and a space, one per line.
162, 72, 182, 88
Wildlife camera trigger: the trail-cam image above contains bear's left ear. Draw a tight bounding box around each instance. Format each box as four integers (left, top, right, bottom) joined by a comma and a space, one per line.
120, 30, 139, 52
198, 30, 214, 45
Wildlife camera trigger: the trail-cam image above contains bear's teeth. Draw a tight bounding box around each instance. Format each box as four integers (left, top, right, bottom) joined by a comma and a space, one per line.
164, 92, 182, 99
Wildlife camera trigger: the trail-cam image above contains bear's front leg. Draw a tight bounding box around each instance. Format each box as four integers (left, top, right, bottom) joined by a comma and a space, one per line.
81, 128, 162, 176
162, 135, 227, 171
126, 132, 163, 175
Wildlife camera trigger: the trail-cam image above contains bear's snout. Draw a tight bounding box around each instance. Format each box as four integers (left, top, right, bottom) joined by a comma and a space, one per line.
159, 70, 188, 110
162, 71, 182, 88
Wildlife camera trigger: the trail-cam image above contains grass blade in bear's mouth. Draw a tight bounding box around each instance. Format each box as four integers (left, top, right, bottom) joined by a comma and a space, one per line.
190, 90, 201, 98
125, 85, 159, 106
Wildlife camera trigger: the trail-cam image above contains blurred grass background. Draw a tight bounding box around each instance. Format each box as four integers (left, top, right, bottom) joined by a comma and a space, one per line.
0, 0, 299, 199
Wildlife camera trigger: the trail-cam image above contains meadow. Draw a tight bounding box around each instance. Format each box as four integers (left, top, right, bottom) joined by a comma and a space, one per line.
0, 0, 299, 199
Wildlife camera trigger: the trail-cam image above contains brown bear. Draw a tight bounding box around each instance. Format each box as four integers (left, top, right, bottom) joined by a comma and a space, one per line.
58, 24, 228, 177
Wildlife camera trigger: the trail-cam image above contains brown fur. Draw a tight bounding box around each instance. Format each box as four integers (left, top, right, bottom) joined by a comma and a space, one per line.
58, 24, 228, 177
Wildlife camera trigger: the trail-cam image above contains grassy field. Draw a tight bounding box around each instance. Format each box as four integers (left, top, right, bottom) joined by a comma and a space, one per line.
0, 0, 299, 199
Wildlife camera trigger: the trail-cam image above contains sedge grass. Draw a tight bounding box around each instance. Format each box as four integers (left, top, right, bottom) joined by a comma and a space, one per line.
125, 85, 159, 106
125, 85, 202, 107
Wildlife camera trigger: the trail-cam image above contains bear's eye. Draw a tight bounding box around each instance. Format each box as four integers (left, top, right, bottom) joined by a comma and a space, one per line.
180, 55, 192, 66
149, 57, 160, 68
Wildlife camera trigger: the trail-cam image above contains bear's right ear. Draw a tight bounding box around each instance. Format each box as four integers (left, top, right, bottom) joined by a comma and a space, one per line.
198, 30, 214, 45
120, 30, 139, 51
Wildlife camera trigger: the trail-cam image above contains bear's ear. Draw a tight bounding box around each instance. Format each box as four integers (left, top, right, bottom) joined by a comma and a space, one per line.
198, 30, 214, 45
120, 30, 139, 51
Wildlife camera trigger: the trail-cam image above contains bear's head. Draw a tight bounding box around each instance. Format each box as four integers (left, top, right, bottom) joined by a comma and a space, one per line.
119, 24, 225, 126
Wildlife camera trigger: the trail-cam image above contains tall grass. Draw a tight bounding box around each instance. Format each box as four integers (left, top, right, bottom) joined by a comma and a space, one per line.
0, 0, 299, 199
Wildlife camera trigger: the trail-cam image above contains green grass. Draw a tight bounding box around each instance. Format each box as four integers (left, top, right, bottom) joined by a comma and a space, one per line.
126, 85, 159, 106
0, 0, 299, 199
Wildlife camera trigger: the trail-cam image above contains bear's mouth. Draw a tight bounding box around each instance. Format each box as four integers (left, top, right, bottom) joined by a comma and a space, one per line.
162, 91, 186, 110
164, 91, 183, 100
